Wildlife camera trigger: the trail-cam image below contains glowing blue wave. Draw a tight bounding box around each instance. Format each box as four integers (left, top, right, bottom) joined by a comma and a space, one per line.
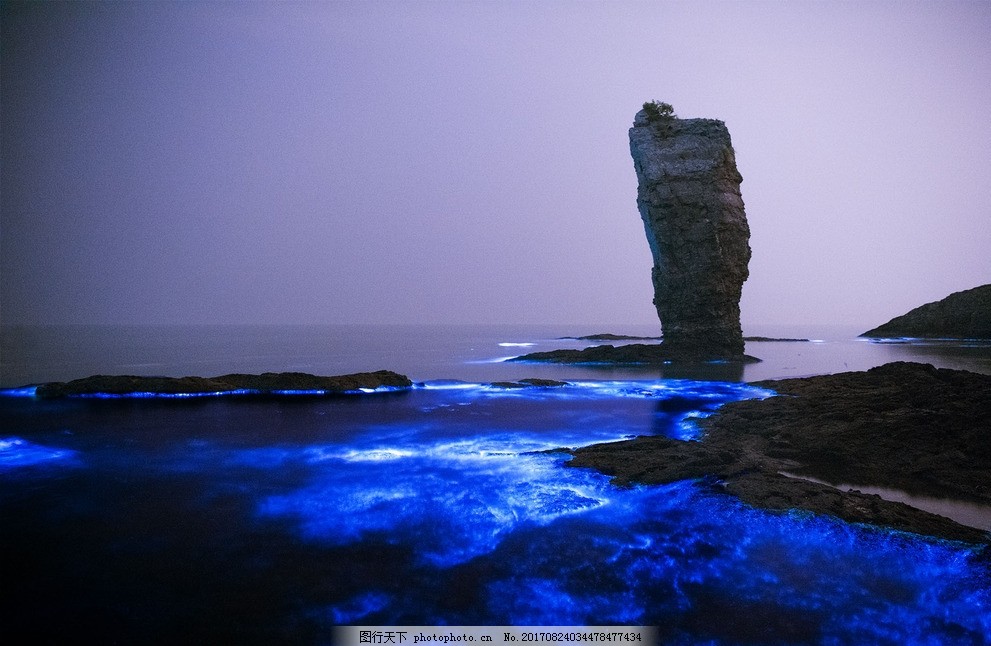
0, 386, 38, 397
74, 389, 258, 399
416, 378, 775, 402
0, 437, 80, 470
212, 381, 986, 639
221, 380, 774, 568
256, 444, 609, 567
477, 482, 991, 638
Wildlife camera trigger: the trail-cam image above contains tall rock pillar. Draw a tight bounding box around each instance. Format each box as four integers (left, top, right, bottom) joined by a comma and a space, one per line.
629, 107, 751, 360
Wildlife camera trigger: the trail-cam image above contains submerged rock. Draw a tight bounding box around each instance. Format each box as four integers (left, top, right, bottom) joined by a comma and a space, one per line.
862, 284, 991, 339
34, 370, 413, 398
630, 106, 752, 360
568, 361, 991, 544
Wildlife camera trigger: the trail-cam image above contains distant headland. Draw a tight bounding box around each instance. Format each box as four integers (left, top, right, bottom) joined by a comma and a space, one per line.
862, 284, 991, 339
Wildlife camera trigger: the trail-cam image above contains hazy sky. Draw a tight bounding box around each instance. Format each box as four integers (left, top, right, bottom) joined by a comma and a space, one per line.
2, 0, 989, 329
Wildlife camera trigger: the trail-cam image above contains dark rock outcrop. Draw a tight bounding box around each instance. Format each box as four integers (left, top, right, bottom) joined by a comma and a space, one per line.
559, 334, 808, 343
630, 108, 752, 360
862, 284, 991, 339
567, 362, 991, 544
557, 333, 663, 341
511, 343, 758, 365
34, 370, 413, 398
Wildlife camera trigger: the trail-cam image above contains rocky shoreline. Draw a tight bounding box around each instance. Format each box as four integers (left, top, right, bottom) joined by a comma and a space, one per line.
510, 333, 811, 365
566, 361, 991, 544
24, 372, 574, 399
32, 370, 413, 398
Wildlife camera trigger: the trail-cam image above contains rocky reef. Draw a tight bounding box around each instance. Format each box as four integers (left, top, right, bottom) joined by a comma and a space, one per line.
510, 343, 758, 365
862, 284, 991, 339
630, 105, 752, 360
566, 362, 991, 544
33, 370, 412, 399
511, 333, 802, 366
557, 333, 663, 341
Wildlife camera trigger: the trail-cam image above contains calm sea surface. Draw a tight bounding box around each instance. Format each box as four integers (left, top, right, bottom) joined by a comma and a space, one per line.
2, 324, 990, 643
3, 322, 991, 386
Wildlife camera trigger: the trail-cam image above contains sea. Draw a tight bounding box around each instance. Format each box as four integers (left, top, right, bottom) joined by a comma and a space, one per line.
2, 323, 990, 644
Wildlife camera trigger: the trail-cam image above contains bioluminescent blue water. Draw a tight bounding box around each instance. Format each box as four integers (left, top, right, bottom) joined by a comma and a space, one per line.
0, 437, 79, 470
0, 386, 38, 397
1, 380, 988, 644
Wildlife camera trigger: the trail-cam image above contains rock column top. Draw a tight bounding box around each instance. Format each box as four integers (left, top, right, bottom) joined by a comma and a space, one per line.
630, 115, 739, 180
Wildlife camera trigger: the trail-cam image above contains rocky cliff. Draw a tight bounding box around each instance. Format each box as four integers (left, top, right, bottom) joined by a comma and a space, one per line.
629, 109, 751, 359
861, 284, 991, 339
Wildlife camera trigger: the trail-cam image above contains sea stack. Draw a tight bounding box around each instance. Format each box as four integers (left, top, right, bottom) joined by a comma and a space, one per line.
630, 103, 751, 360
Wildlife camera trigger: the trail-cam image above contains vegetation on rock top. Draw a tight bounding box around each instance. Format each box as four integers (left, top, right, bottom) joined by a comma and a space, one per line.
642, 100, 676, 122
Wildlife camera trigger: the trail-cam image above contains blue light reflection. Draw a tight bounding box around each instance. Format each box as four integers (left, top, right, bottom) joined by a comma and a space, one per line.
0, 437, 79, 470
1, 378, 987, 642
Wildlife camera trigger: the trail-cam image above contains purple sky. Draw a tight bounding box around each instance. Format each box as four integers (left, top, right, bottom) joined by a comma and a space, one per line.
2, 0, 989, 329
